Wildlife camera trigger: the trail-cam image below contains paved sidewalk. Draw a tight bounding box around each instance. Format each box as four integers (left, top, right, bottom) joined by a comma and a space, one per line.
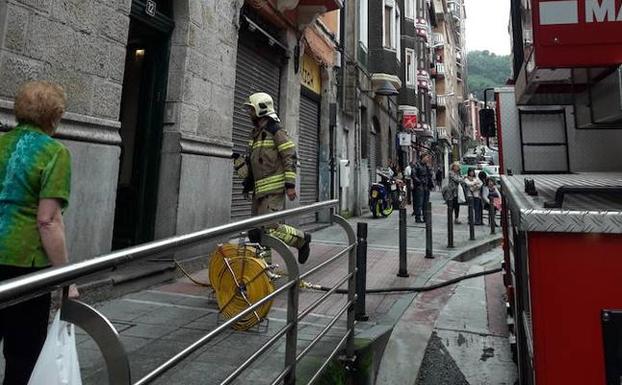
43, 192, 504, 384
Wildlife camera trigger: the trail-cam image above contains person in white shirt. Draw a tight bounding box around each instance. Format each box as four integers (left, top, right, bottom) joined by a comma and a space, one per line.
404, 162, 412, 205
464, 168, 484, 225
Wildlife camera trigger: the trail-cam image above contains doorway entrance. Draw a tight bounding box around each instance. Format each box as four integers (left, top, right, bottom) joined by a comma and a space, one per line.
112, 2, 174, 250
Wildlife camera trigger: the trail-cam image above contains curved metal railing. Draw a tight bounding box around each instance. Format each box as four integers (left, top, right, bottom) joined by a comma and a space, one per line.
0, 200, 357, 385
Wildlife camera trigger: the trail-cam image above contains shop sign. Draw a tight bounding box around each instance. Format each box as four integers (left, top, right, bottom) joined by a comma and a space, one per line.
403, 112, 418, 130
398, 132, 412, 146
301, 54, 322, 95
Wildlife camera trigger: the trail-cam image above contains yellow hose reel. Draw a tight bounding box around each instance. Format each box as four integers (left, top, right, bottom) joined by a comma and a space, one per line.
209, 243, 275, 331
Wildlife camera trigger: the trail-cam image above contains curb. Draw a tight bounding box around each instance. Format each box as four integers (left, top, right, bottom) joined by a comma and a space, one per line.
451, 235, 503, 262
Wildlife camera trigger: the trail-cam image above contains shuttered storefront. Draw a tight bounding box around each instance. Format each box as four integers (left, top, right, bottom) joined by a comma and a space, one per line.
298, 91, 320, 225
230, 28, 282, 220
369, 132, 377, 183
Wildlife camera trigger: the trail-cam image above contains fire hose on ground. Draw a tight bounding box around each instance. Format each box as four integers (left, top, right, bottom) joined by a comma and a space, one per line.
173, 242, 502, 331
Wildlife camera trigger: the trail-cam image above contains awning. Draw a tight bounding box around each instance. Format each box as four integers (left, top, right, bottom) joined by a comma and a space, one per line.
278, 0, 343, 13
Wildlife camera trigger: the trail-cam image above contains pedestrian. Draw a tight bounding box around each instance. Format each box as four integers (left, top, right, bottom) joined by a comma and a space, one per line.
403, 162, 412, 205
464, 168, 484, 225
443, 162, 464, 224
412, 153, 434, 223
0, 81, 79, 385
435, 168, 443, 191
238, 92, 312, 264
476, 170, 487, 222
482, 178, 501, 226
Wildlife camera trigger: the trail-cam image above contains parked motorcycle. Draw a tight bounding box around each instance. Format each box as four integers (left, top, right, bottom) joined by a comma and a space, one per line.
369, 171, 400, 218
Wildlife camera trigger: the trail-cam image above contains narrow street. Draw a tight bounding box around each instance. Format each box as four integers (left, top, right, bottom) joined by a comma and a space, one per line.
5, 0, 619, 384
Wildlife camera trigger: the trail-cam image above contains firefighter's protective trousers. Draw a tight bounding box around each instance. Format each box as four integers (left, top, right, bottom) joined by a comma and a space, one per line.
251, 194, 306, 249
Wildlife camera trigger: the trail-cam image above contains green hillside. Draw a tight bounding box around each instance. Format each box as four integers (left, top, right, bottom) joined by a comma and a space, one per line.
467, 51, 511, 100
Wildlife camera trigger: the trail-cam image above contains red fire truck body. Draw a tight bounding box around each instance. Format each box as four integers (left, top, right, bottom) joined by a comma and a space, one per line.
497, 1, 622, 383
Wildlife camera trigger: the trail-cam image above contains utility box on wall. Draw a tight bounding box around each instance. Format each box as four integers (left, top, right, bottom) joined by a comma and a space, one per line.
339, 159, 350, 188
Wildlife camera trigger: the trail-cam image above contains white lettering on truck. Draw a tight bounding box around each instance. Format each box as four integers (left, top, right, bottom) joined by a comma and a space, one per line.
585, 0, 622, 22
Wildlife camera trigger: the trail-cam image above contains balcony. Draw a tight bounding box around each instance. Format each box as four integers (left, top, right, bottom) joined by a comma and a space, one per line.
417, 70, 430, 90
437, 126, 451, 144
432, 32, 444, 48
415, 18, 429, 42
435, 63, 445, 78
276, 0, 343, 29
436, 95, 447, 108
415, 123, 434, 138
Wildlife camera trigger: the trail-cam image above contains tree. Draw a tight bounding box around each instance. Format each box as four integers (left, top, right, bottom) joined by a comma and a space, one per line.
466, 51, 511, 100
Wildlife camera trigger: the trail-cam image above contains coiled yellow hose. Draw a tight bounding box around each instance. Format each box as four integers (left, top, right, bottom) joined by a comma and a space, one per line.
209, 244, 274, 330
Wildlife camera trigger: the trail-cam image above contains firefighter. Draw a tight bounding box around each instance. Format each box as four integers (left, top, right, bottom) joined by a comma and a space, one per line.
234, 92, 311, 264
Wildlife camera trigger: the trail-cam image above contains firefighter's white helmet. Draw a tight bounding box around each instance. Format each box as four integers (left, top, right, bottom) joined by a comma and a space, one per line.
244, 92, 280, 122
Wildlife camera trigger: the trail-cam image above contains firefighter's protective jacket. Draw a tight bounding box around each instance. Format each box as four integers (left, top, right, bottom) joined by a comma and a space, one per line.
249, 119, 297, 198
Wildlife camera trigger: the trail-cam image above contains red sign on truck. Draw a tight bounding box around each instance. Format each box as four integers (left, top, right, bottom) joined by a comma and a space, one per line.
534, 0, 622, 67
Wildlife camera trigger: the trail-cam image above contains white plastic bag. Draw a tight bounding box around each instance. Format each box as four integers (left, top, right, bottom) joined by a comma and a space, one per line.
457, 185, 466, 204
28, 312, 83, 385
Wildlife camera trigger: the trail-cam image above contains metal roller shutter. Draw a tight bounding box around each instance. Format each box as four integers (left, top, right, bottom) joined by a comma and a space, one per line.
369, 132, 377, 183
298, 93, 320, 225
231, 30, 282, 220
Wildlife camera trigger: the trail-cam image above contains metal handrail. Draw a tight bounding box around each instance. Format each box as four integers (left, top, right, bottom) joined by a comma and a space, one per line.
0, 200, 337, 307
0, 199, 357, 385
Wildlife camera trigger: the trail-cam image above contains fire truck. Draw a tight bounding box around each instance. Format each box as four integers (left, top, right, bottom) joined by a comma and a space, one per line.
483, 1, 622, 384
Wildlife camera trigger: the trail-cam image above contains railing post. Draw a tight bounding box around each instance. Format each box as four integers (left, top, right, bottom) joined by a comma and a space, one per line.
355, 223, 369, 321
490, 203, 496, 235
397, 208, 409, 277
447, 199, 455, 249
259, 235, 300, 385
425, 201, 433, 259
468, 197, 475, 241
331, 215, 357, 363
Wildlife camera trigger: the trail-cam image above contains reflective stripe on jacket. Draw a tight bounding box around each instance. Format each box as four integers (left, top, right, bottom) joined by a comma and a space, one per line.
249, 120, 298, 198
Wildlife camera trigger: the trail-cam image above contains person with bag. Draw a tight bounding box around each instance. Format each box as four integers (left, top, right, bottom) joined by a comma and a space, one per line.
0, 81, 79, 385
442, 162, 465, 224
464, 168, 484, 225
482, 178, 502, 226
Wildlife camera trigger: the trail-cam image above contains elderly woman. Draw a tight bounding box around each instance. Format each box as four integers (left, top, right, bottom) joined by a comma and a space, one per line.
445, 162, 464, 224
0, 81, 77, 384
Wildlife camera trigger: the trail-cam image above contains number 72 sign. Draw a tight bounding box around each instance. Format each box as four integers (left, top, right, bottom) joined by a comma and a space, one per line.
145, 0, 157, 17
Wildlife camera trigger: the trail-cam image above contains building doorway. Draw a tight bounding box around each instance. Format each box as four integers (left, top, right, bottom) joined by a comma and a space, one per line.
112, 2, 173, 250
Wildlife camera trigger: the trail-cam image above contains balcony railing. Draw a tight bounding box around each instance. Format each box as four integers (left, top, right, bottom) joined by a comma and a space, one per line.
435, 63, 445, 77
432, 32, 444, 47
437, 126, 451, 142
437, 95, 447, 108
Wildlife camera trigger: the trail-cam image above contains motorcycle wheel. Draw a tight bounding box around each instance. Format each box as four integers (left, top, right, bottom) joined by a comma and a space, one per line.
370, 199, 379, 218
382, 201, 394, 217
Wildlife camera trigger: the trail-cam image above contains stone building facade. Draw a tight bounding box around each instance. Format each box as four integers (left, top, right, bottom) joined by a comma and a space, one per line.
0, 0, 342, 265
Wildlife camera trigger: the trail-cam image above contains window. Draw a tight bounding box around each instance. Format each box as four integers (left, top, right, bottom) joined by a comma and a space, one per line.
396, 6, 401, 61
405, 0, 415, 20
359, 0, 368, 50
405, 48, 416, 87
384, 4, 393, 48
383, 0, 400, 52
